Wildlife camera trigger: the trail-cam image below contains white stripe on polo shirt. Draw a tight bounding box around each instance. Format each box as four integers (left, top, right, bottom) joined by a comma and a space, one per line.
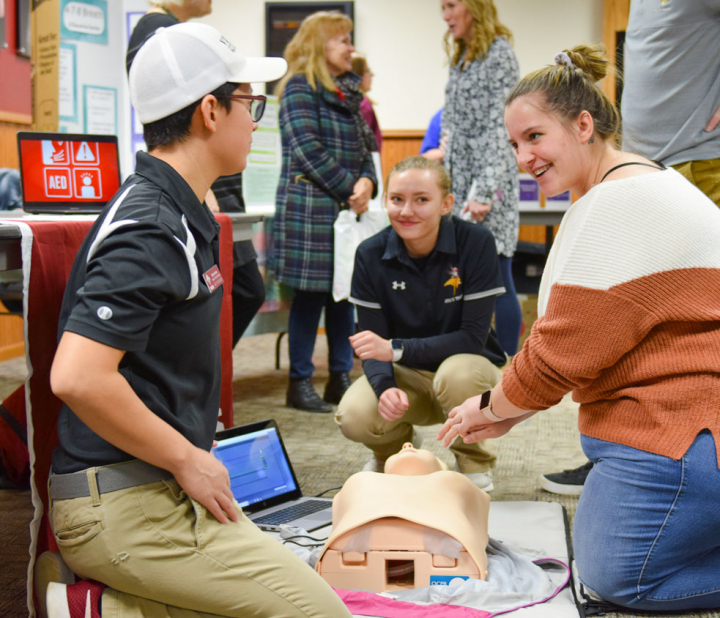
349, 296, 382, 309
86, 184, 138, 263
464, 286, 506, 301
173, 215, 198, 300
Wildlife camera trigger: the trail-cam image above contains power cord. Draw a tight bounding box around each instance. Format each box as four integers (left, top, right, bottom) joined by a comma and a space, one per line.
281, 533, 327, 548
314, 486, 342, 498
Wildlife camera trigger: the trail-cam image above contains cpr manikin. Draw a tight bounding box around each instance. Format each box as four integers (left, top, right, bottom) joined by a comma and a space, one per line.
316, 443, 490, 591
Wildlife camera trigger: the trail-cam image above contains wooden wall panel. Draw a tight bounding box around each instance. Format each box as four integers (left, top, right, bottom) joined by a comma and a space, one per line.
602, 0, 630, 102
0, 121, 25, 169
379, 130, 425, 181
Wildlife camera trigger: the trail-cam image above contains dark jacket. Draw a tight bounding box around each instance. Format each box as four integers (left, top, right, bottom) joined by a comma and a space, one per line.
272, 72, 377, 292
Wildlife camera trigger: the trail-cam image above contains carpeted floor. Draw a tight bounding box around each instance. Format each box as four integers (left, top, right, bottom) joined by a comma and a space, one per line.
0, 333, 717, 618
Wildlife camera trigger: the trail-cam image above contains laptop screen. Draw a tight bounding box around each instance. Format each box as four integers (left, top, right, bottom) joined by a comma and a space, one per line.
17, 131, 121, 214
213, 421, 301, 510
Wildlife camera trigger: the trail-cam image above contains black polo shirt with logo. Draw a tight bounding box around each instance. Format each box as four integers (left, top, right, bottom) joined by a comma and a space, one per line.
52, 152, 224, 474
349, 216, 506, 398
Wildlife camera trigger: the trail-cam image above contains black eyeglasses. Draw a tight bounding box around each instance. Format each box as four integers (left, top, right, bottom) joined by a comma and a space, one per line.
225, 94, 267, 122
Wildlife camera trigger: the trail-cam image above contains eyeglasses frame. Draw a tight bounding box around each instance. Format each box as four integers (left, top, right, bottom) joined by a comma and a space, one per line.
224, 94, 267, 123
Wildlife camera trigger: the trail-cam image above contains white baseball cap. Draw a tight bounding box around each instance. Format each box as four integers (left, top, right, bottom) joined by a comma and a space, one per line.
129, 22, 288, 124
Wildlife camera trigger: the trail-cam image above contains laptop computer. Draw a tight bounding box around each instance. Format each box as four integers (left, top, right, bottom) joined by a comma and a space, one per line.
212, 419, 334, 532
16, 131, 122, 214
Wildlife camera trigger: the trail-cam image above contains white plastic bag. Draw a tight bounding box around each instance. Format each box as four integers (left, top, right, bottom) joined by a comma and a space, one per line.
333, 209, 388, 302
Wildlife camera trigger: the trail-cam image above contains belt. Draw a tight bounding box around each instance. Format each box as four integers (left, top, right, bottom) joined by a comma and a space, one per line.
49, 459, 174, 501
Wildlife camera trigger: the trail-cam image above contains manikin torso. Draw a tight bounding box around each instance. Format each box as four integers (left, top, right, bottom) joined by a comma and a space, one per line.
316, 443, 490, 590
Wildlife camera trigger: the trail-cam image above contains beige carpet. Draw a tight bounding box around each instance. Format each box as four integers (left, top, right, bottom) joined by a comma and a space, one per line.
0, 333, 717, 618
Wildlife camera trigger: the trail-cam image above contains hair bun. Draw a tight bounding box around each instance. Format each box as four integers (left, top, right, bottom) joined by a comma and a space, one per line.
565, 45, 609, 83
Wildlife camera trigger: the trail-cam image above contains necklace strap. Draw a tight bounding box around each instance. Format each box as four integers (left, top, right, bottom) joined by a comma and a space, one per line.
159, 5, 179, 21
600, 161, 665, 183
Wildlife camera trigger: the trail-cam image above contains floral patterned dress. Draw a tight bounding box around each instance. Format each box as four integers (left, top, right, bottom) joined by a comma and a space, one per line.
443, 36, 520, 257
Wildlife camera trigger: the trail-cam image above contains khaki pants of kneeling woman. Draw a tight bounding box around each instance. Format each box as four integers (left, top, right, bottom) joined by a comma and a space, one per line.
335, 354, 503, 472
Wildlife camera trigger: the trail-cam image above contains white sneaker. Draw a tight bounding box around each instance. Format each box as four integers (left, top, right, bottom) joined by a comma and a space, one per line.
35, 551, 75, 618
46, 580, 105, 618
456, 465, 494, 492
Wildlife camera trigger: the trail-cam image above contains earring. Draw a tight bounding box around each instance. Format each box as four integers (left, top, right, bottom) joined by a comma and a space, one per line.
588, 136, 595, 145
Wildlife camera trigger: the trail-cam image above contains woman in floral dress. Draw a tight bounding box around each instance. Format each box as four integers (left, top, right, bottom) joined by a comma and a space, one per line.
441, 0, 522, 355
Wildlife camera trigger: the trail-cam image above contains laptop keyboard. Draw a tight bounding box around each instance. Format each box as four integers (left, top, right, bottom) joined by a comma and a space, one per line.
253, 499, 330, 525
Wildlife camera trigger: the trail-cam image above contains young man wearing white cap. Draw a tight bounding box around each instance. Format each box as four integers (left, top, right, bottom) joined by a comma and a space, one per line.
42, 23, 351, 618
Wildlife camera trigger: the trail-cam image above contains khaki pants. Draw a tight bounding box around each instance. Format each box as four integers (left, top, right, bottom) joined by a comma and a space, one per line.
673, 158, 720, 207
50, 475, 350, 617
335, 354, 503, 473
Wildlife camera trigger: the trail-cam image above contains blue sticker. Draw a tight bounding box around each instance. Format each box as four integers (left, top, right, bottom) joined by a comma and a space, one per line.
429, 575, 470, 586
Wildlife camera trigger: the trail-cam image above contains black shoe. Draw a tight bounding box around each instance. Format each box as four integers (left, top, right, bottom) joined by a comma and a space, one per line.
286, 377, 333, 413
323, 372, 352, 404
539, 461, 593, 496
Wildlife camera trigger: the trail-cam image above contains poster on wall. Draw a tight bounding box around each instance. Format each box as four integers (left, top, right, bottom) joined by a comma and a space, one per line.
61, 0, 108, 45
59, 42, 77, 123
83, 85, 116, 135
243, 95, 281, 213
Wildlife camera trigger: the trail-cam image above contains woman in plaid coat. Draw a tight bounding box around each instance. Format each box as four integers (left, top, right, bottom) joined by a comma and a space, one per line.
274, 11, 377, 412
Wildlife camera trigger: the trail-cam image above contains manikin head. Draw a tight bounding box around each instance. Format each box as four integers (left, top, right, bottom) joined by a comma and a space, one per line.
384, 443, 449, 475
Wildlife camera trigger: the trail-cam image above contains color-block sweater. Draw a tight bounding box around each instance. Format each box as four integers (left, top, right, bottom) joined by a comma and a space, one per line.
502, 169, 720, 465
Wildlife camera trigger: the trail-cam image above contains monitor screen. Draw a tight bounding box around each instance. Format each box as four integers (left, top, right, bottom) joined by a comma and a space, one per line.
212, 426, 298, 508
17, 131, 121, 213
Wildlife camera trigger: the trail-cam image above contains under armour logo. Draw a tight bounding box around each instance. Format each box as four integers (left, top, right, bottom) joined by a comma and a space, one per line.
392, 281, 406, 290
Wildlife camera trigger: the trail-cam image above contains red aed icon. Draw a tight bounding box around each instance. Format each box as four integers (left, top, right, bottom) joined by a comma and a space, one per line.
44, 168, 73, 198
71, 141, 100, 166
73, 168, 102, 200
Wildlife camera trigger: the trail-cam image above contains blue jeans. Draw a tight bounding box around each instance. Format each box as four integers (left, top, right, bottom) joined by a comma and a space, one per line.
574, 431, 720, 611
495, 256, 522, 355
288, 290, 354, 379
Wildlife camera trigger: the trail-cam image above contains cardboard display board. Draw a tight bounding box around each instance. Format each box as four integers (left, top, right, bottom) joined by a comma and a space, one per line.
31, 0, 61, 131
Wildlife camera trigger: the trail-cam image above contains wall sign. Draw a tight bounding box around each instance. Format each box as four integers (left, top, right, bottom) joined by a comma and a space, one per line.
58, 42, 77, 122
83, 85, 116, 135
61, 0, 108, 45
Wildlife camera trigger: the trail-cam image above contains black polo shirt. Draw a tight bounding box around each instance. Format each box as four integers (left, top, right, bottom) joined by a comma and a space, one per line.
52, 151, 224, 474
350, 216, 506, 397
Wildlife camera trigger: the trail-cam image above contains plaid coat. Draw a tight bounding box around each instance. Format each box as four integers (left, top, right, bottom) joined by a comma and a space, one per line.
272, 73, 377, 292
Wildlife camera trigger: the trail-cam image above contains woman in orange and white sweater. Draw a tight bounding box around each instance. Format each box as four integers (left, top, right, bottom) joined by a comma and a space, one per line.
438, 45, 720, 612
